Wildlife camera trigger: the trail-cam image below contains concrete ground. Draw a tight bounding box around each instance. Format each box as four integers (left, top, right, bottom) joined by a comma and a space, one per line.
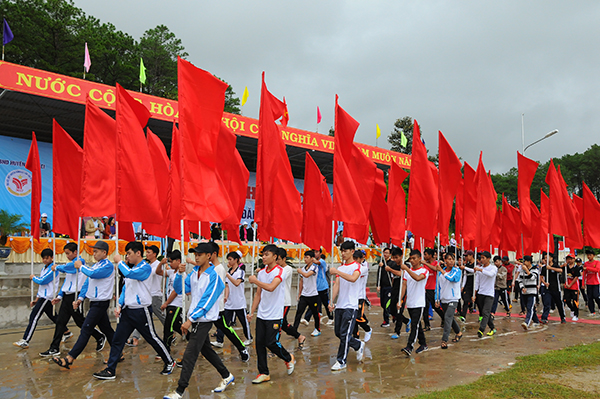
1, 306, 599, 399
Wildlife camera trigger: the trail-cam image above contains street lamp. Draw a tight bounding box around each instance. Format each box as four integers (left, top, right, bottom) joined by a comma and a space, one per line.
523, 129, 559, 153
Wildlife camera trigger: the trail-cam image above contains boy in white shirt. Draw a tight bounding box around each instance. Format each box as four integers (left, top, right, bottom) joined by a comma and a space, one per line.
221, 251, 252, 344
278, 248, 306, 347
328, 241, 365, 371
400, 249, 429, 357
156, 250, 186, 355
473, 251, 498, 337
352, 250, 372, 342
293, 250, 321, 336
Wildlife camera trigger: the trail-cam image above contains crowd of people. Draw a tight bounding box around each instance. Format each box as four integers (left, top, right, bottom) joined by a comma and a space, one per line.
11, 238, 600, 397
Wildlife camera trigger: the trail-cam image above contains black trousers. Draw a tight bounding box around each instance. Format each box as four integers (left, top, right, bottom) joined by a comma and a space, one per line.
390, 285, 400, 322
256, 317, 292, 375
394, 295, 410, 335
406, 307, 426, 351
424, 289, 445, 328
69, 300, 114, 359
305, 289, 333, 320
460, 284, 474, 318
217, 308, 252, 341
213, 311, 245, 351
492, 288, 510, 314
50, 293, 103, 350
353, 298, 372, 338
380, 286, 392, 323
176, 321, 229, 395
542, 288, 565, 321
22, 298, 57, 342
163, 306, 183, 354
281, 306, 300, 339
563, 289, 579, 317
333, 308, 361, 365
294, 295, 321, 331
586, 284, 600, 313
476, 294, 495, 332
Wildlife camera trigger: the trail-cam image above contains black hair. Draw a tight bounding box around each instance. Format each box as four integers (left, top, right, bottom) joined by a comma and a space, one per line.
481, 251, 492, 259
41, 248, 54, 258
340, 241, 355, 251
493, 255, 502, 262
353, 250, 365, 259
383, 248, 391, 253
167, 250, 182, 261
209, 241, 219, 256
313, 247, 323, 253
63, 242, 78, 253
125, 241, 144, 256
391, 247, 403, 257
409, 249, 422, 258
277, 247, 287, 259
262, 244, 279, 256
304, 250, 315, 258
227, 251, 241, 260
585, 249, 595, 255
424, 248, 435, 256
320, 254, 326, 260
444, 252, 455, 260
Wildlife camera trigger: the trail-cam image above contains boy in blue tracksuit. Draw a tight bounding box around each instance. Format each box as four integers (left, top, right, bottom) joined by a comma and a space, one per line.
14, 248, 58, 349
163, 243, 234, 399
434, 252, 463, 348
93, 241, 175, 380
304, 247, 334, 324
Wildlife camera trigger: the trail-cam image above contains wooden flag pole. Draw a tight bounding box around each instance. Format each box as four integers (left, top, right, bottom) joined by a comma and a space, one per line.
115, 221, 119, 323
181, 220, 186, 319
30, 236, 34, 303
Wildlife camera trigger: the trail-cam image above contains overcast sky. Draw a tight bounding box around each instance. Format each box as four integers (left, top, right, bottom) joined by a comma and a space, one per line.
73, 0, 600, 173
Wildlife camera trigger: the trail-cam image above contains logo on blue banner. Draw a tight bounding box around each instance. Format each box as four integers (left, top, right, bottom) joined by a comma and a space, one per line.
4, 169, 32, 197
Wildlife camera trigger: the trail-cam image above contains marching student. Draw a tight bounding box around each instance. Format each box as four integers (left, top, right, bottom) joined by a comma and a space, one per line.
575, 257, 588, 305
421, 248, 445, 331
540, 253, 566, 324
277, 248, 306, 347
52, 241, 115, 370
328, 241, 365, 371
386, 247, 410, 339
219, 251, 253, 344
434, 252, 463, 349
40, 243, 105, 357
583, 250, 600, 316
14, 248, 58, 349
400, 249, 429, 357
459, 250, 476, 321
564, 254, 581, 321
247, 244, 296, 384
491, 255, 511, 317
156, 250, 186, 355
377, 248, 394, 327
352, 250, 373, 342
293, 250, 322, 337
518, 255, 540, 330
93, 241, 175, 380
303, 247, 334, 326
473, 251, 498, 337
163, 243, 235, 398
208, 242, 249, 362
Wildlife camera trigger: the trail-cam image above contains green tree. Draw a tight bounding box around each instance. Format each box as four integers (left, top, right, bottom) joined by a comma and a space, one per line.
388, 116, 413, 154
224, 85, 241, 115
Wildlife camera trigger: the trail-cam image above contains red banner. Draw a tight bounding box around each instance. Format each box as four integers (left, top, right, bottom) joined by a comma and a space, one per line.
0, 61, 411, 168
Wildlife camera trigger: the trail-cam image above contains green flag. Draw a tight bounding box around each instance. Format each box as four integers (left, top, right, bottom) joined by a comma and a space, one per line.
400, 130, 408, 148
139, 58, 147, 85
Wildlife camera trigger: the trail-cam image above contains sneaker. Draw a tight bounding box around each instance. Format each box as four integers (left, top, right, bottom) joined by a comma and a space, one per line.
477, 330, 484, 338
321, 315, 329, 324
96, 334, 106, 352
590, 313, 597, 318
214, 373, 235, 392
125, 338, 138, 347
176, 358, 183, 368
171, 336, 178, 347
423, 326, 431, 332
331, 361, 347, 371
161, 361, 176, 375
39, 348, 60, 357
401, 347, 412, 357
155, 355, 162, 360
13, 339, 29, 349
285, 354, 296, 375
356, 341, 365, 362
572, 316, 579, 322
487, 329, 497, 336
300, 318, 309, 326
561, 319, 567, 324
311, 329, 321, 337
243, 338, 253, 345
415, 345, 428, 354
391, 333, 399, 339
540, 320, 548, 325
61, 331, 73, 343
93, 368, 116, 380
405, 320, 411, 333
163, 391, 183, 399
252, 374, 271, 384
550, 309, 555, 313
211, 341, 224, 348
327, 319, 335, 325
240, 349, 250, 362
458, 316, 466, 323
506, 312, 511, 318
521, 322, 528, 331
381, 322, 390, 328
364, 330, 372, 342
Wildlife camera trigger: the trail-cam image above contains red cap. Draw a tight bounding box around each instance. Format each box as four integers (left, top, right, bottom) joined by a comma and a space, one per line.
566, 253, 575, 259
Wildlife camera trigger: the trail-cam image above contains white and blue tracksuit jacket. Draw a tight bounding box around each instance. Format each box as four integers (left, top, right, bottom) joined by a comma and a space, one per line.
174, 265, 224, 323
118, 260, 153, 309
33, 263, 58, 300
77, 258, 114, 302
435, 267, 462, 303
56, 257, 87, 299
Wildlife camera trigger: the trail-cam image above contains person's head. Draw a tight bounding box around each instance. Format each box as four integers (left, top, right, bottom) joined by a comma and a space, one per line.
41, 213, 48, 222
304, 250, 315, 265
313, 248, 323, 258
145, 244, 159, 262
502, 256, 510, 265
409, 249, 421, 268
493, 255, 502, 266
480, 251, 491, 265
63, 242, 78, 261
340, 241, 356, 262
167, 250, 182, 270
576, 258, 582, 264
208, 241, 220, 263
276, 247, 287, 265
91, 241, 109, 261
125, 241, 144, 265
353, 250, 365, 262
261, 244, 279, 267
423, 248, 435, 261
227, 251, 241, 268
523, 255, 533, 266
102, 216, 108, 224
566, 253, 575, 265
108, 217, 115, 226
41, 248, 53, 265
383, 247, 391, 260
586, 249, 595, 261
189, 243, 213, 268
443, 252, 456, 267
465, 250, 474, 262
391, 247, 403, 263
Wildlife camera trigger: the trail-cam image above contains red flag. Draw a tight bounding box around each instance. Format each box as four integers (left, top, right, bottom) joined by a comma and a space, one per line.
437, 131, 462, 245
524, 199, 541, 255
557, 166, 583, 246
500, 194, 520, 253
80, 97, 116, 217
332, 95, 377, 228
583, 182, 600, 247
455, 178, 464, 239
566, 193, 583, 249
573, 193, 583, 218
178, 58, 234, 223
167, 124, 182, 240
25, 132, 41, 240
119, 221, 136, 242
52, 120, 83, 239
407, 120, 439, 243
115, 84, 162, 223
462, 162, 477, 242
490, 209, 502, 249
301, 153, 333, 250
255, 73, 302, 242
517, 152, 539, 236
143, 128, 170, 237
388, 162, 409, 248
369, 169, 391, 245
536, 190, 550, 253
474, 154, 497, 248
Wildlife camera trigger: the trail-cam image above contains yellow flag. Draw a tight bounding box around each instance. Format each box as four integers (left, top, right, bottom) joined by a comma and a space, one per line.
376, 123, 381, 139
242, 86, 249, 106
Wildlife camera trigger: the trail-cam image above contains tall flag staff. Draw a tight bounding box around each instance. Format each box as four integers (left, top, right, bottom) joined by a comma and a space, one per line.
316, 106, 322, 133
139, 58, 147, 92
375, 124, 381, 147
83, 43, 91, 79
241, 86, 249, 115
25, 132, 42, 304
2, 18, 14, 61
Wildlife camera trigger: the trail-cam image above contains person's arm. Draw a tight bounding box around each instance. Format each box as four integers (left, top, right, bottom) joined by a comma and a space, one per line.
80, 260, 113, 279
161, 290, 177, 310
328, 277, 340, 312
444, 267, 462, 282
330, 266, 361, 282
156, 258, 167, 276
223, 283, 229, 304
247, 286, 262, 321
480, 266, 498, 278
118, 261, 152, 281
586, 261, 600, 273
248, 272, 282, 292
188, 272, 224, 322
226, 272, 243, 287
402, 265, 426, 281
385, 265, 402, 277
32, 267, 54, 285
399, 279, 407, 309
297, 277, 303, 300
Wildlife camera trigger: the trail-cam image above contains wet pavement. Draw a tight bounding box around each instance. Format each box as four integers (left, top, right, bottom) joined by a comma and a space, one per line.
1, 307, 599, 399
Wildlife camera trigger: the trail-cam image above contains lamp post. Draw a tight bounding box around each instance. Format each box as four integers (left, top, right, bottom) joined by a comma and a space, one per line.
523, 129, 559, 153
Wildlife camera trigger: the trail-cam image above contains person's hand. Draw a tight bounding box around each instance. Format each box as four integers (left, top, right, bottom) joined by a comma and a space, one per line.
328, 303, 335, 313
435, 300, 440, 308
544, 282, 549, 288
472, 297, 476, 304
247, 313, 254, 322
74, 260, 82, 269
160, 303, 167, 311
30, 300, 36, 307
51, 264, 57, 271
160, 257, 168, 265
379, 261, 384, 267
51, 298, 60, 305
248, 275, 258, 285
397, 302, 401, 310
377, 286, 380, 293
113, 254, 122, 263
329, 267, 339, 275
400, 263, 409, 271
29, 274, 35, 280
181, 319, 192, 335
73, 299, 82, 310
114, 306, 121, 318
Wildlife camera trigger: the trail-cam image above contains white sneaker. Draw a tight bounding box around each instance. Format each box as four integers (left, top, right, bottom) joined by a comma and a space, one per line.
211, 341, 224, 348
13, 339, 29, 349
356, 340, 365, 362
311, 329, 321, 337
364, 330, 372, 343
213, 373, 235, 393
300, 318, 309, 326
327, 319, 335, 326
572, 316, 579, 321
321, 315, 329, 324
243, 339, 253, 345
61, 331, 73, 343
331, 361, 347, 371
163, 391, 182, 399
521, 322, 528, 331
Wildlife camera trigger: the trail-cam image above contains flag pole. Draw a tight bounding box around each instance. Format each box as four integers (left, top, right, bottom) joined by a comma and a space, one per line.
30, 236, 34, 303
181, 220, 186, 321
330, 220, 335, 292
52, 233, 57, 301
75, 217, 81, 301
115, 221, 119, 323
2, 45, 4, 61
249, 223, 257, 309
83, 66, 85, 80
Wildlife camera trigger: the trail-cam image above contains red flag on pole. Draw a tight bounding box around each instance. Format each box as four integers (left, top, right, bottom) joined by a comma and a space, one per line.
500, 194, 520, 253
388, 162, 409, 248
369, 169, 391, 245
25, 132, 41, 240
557, 165, 583, 247
474, 154, 497, 248
80, 97, 116, 217
255, 72, 302, 242
52, 120, 83, 240
301, 153, 333, 250
524, 199, 541, 255
437, 131, 462, 245
517, 152, 538, 236
455, 178, 464, 239
143, 128, 170, 237
583, 182, 600, 248
462, 162, 477, 243
167, 124, 182, 240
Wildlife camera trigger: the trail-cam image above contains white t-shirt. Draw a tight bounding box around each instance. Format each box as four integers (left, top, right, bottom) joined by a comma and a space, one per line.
300, 263, 318, 297
282, 265, 294, 307
403, 267, 428, 308
166, 269, 184, 308
358, 260, 369, 300
335, 262, 362, 310
213, 263, 227, 312
257, 265, 285, 320
224, 267, 246, 310
148, 259, 163, 297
